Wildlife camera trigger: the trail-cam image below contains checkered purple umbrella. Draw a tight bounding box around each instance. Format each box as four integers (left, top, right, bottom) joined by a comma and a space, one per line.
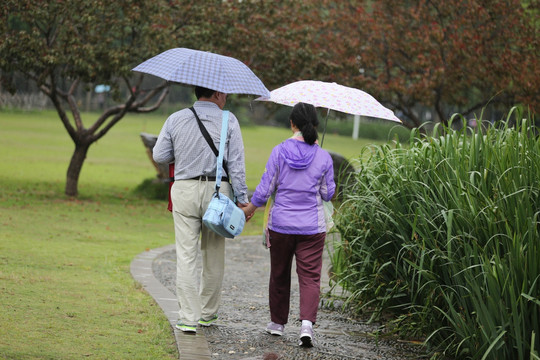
132, 48, 270, 97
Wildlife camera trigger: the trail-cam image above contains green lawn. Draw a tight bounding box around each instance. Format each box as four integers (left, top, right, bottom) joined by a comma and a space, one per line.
0, 109, 384, 359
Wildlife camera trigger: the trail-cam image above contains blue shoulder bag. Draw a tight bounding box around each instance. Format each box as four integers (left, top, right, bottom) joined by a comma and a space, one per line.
202, 110, 246, 238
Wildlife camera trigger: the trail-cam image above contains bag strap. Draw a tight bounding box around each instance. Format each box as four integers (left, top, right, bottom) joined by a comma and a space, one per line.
189, 107, 229, 176
214, 110, 230, 193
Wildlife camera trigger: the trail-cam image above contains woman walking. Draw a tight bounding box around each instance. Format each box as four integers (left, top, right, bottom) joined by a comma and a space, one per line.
242, 102, 335, 347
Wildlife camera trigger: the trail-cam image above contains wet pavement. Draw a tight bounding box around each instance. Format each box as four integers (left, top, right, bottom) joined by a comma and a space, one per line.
150, 235, 427, 359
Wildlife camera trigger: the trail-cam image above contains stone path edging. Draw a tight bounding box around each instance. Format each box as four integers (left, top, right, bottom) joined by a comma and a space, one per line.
130, 244, 212, 360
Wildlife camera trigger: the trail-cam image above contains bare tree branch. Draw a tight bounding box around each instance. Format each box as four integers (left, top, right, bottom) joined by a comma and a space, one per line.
67, 78, 83, 131
48, 75, 77, 141
39, 83, 51, 97
131, 86, 169, 113
88, 82, 169, 141
126, 74, 144, 98
132, 81, 169, 108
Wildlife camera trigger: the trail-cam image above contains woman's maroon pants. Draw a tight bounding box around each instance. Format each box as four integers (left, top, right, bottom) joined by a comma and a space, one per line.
267, 230, 326, 325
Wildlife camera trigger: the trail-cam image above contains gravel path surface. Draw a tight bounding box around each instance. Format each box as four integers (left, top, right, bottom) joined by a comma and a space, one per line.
152, 235, 426, 359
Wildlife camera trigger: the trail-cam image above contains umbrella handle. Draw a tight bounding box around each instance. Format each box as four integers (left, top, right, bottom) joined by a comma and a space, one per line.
320, 108, 330, 148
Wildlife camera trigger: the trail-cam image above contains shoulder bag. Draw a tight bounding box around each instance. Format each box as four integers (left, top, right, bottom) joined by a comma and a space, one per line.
201, 110, 245, 238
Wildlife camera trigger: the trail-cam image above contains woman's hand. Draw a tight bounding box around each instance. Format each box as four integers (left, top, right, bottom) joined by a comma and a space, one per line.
239, 202, 257, 222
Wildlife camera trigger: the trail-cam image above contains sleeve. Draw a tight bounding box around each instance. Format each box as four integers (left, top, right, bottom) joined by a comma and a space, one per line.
250, 145, 280, 208
152, 118, 174, 164
320, 152, 336, 201
226, 114, 249, 204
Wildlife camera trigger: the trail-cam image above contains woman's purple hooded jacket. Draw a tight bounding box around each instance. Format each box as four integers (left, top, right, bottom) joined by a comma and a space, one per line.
251, 138, 336, 235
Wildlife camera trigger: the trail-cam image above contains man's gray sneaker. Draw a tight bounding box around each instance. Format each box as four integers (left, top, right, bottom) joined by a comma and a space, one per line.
176, 322, 197, 333
199, 314, 218, 327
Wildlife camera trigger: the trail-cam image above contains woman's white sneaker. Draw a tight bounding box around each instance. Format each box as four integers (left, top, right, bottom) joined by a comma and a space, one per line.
265, 322, 284, 336
299, 324, 313, 347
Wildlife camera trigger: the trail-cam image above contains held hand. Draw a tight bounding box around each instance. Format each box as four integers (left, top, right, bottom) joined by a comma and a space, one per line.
239, 202, 255, 222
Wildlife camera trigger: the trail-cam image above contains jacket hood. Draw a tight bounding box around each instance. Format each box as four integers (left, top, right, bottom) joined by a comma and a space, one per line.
280, 138, 318, 170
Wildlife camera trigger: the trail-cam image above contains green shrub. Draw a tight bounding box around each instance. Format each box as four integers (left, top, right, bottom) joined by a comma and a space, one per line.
324, 117, 411, 143
332, 108, 540, 359
133, 178, 169, 201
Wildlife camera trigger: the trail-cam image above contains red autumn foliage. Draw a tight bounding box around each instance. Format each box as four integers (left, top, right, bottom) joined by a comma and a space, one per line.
168, 1, 538, 127
347, 0, 539, 127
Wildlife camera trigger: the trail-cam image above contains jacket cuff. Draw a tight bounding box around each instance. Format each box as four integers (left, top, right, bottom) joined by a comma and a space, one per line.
251, 195, 266, 208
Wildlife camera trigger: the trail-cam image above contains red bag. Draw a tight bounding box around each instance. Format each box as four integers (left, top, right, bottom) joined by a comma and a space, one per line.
167, 163, 174, 212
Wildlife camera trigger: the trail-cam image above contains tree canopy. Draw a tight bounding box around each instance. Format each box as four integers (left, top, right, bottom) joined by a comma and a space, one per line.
0, 0, 355, 196
0, 0, 177, 196
170, 0, 539, 127
1, 0, 538, 195
349, 0, 540, 127
165, 0, 354, 89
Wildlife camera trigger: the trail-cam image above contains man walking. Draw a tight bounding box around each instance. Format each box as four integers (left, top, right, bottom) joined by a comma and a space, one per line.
153, 86, 249, 332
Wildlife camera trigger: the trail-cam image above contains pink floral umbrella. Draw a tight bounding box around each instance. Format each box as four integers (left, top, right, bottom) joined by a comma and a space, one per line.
256, 80, 401, 146
256, 80, 400, 122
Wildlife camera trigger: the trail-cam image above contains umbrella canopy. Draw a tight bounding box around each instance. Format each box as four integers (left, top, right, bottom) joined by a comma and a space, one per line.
256, 80, 400, 123
132, 48, 270, 97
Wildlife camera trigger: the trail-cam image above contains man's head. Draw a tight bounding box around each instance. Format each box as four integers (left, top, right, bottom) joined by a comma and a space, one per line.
195, 86, 227, 109
195, 86, 215, 99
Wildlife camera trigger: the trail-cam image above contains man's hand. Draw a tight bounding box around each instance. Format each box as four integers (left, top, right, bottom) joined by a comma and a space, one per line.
238, 202, 256, 222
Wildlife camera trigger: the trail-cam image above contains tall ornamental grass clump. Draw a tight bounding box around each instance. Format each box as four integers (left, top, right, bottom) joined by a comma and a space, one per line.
332, 108, 540, 359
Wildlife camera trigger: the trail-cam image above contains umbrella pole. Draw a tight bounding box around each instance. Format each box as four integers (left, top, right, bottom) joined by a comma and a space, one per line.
320, 108, 330, 148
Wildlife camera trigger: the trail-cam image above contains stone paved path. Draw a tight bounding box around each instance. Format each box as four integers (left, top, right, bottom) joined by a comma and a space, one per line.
142, 235, 427, 359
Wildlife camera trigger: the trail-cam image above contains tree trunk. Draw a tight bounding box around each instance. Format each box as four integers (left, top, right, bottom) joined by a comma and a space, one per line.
65, 142, 90, 197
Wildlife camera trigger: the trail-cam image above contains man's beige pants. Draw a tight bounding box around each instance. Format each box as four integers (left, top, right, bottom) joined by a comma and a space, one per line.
171, 179, 233, 326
